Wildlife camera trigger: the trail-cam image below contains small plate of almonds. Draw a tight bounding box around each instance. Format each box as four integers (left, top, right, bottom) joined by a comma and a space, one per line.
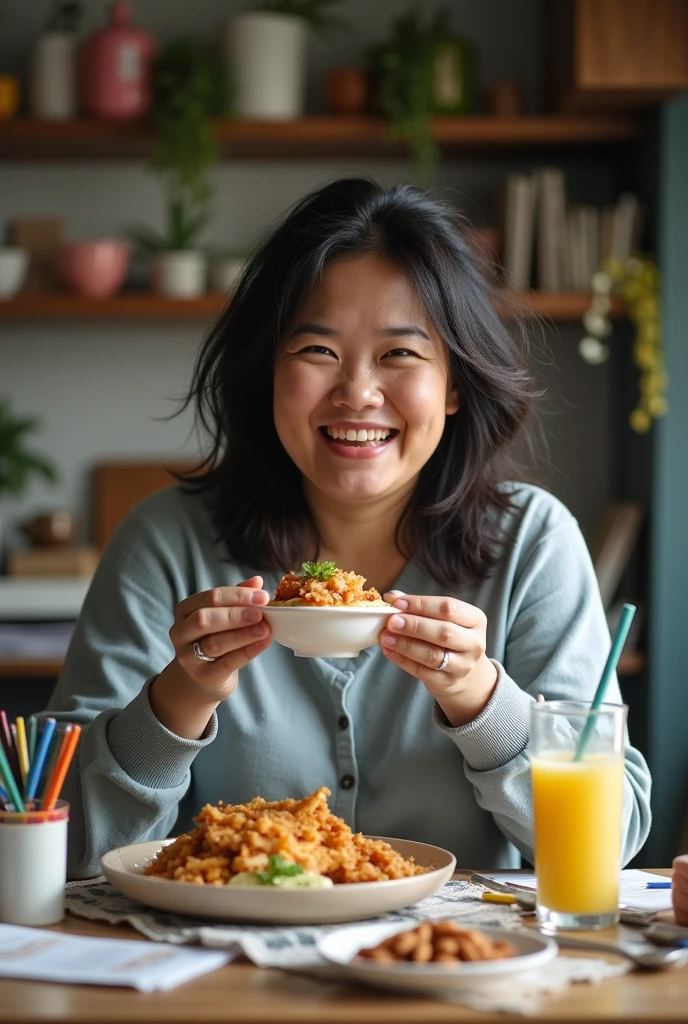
317, 919, 557, 995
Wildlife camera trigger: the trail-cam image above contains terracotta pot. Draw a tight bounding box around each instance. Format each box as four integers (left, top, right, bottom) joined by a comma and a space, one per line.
487, 79, 525, 117
56, 240, 130, 298
21, 511, 76, 547
324, 66, 370, 116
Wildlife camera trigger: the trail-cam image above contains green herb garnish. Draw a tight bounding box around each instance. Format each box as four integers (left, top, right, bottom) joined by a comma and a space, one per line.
255, 855, 306, 885
301, 561, 338, 581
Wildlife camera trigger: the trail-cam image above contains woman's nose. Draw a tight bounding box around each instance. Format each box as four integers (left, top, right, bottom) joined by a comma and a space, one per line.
330, 369, 384, 409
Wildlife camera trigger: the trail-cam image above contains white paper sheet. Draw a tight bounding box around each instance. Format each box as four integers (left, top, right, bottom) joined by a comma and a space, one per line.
0, 924, 231, 991
489, 869, 673, 912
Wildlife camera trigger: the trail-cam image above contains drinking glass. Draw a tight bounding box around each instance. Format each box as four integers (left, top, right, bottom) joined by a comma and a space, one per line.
529, 701, 627, 931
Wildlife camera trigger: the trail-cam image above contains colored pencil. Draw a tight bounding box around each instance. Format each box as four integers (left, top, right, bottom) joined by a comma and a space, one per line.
25, 718, 56, 801
15, 717, 30, 787
39, 724, 69, 800
0, 711, 19, 780
28, 716, 38, 765
0, 736, 25, 812
42, 724, 81, 810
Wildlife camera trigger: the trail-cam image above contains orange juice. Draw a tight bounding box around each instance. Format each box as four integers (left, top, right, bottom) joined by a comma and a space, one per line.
531, 752, 624, 913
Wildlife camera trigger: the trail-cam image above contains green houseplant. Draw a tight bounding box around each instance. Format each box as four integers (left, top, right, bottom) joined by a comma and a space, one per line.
0, 400, 57, 499
368, 6, 476, 175
127, 37, 227, 298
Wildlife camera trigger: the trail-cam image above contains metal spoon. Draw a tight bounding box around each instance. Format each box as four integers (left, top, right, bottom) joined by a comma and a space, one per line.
551, 934, 688, 971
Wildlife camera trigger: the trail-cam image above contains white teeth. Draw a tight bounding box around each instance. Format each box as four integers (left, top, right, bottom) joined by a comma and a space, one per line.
325, 426, 392, 442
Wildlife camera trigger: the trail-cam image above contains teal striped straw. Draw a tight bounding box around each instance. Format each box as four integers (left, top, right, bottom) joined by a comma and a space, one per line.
573, 603, 636, 762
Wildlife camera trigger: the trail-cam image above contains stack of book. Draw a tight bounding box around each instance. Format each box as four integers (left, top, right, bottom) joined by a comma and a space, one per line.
501, 168, 644, 293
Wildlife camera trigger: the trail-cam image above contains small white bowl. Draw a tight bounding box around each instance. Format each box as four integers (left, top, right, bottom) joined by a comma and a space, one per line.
261, 605, 396, 658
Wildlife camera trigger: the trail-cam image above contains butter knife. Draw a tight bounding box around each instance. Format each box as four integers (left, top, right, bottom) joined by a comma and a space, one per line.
469, 872, 655, 926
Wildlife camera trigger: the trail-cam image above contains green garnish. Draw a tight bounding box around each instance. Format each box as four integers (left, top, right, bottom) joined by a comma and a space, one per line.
255, 855, 306, 886
301, 561, 338, 581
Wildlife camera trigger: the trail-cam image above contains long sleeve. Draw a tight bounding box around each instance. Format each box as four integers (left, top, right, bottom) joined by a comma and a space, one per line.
45, 502, 217, 879
433, 514, 652, 866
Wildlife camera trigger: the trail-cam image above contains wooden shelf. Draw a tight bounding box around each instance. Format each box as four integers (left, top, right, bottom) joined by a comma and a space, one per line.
0, 114, 646, 160
0, 649, 645, 680
0, 658, 64, 678
0, 291, 624, 322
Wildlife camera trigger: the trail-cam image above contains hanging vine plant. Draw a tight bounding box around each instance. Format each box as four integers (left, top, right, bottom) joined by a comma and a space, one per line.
580, 255, 666, 434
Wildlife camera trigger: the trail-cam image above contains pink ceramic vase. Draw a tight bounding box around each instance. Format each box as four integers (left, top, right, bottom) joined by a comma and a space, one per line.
57, 241, 130, 298
80, 2, 156, 119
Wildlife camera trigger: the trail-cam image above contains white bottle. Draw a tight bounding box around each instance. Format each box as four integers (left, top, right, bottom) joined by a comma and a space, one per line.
31, 32, 77, 120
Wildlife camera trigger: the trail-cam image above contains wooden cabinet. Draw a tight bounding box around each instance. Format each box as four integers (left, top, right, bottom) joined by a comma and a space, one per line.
545, 0, 688, 110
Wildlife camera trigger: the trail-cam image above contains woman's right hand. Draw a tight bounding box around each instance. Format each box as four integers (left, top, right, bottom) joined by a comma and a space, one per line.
149, 576, 271, 739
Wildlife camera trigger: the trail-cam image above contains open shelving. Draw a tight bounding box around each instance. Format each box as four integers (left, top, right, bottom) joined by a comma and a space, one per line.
0, 291, 624, 322
0, 114, 646, 160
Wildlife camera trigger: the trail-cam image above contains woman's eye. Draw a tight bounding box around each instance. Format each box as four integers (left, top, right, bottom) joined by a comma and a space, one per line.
298, 345, 336, 356
383, 348, 417, 359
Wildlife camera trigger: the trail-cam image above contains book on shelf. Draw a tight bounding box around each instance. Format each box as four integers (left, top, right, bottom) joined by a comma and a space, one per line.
592, 501, 645, 610
500, 168, 644, 293
501, 172, 536, 291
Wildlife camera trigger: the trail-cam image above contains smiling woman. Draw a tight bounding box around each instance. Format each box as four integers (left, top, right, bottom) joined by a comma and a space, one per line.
43, 177, 652, 882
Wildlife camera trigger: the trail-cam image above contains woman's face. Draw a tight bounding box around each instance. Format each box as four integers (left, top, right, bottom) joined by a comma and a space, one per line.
273, 253, 459, 508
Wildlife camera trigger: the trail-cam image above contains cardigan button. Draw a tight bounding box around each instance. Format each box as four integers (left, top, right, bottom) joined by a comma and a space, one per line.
338, 715, 349, 730
340, 774, 355, 789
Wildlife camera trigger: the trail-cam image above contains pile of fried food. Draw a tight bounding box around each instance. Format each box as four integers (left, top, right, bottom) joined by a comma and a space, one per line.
143, 787, 425, 885
270, 561, 389, 607
357, 921, 515, 965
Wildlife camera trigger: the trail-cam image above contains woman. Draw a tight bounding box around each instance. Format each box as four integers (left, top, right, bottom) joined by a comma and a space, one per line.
48, 177, 651, 878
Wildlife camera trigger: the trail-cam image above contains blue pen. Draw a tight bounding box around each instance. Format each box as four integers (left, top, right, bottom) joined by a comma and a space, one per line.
25, 717, 56, 801
646, 881, 672, 889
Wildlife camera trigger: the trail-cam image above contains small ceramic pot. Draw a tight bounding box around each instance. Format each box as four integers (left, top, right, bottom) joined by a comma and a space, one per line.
56, 241, 130, 298
324, 67, 370, 116
225, 12, 307, 119
152, 251, 207, 298
21, 511, 76, 547
0, 248, 29, 300
209, 257, 246, 294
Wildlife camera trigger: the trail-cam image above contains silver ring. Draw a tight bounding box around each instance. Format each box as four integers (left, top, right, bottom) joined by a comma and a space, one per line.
437, 648, 450, 671
192, 640, 218, 663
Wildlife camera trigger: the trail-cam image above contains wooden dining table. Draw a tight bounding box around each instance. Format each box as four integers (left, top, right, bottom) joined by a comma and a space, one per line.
1, 868, 686, 1023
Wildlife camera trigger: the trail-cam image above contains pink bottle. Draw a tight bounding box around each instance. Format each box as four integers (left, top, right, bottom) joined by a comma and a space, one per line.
80, 3, 156, 119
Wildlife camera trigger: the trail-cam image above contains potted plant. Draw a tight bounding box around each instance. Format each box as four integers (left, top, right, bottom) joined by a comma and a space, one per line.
368, 7, 476, 175
126, 38, 226, 299
0, 400, 58, 561
224, 0, 349, 119
30, 0, 82, 120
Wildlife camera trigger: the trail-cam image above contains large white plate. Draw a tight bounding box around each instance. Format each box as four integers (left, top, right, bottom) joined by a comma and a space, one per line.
317, 922, 557, 995
101, 836, 456, 925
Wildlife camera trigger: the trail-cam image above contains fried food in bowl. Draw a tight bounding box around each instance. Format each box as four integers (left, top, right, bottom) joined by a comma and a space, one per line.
262, 562, 395, 657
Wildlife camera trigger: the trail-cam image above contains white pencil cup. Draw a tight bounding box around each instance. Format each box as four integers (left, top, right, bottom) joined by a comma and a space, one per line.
0, 801, 69, 925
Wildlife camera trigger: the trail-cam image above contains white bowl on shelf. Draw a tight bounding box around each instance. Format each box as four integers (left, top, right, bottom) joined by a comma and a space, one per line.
261, 604, 395, 658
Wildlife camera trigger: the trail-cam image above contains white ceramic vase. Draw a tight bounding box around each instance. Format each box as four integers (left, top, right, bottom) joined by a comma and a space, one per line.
225, 12, 307, 120
0, 248, 29, 300
30, 33, 77, 120
152, 251, 207, 299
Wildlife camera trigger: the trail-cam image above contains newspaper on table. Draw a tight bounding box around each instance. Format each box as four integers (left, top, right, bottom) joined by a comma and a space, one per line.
65, 878, 627, 1012
66, 877, 520, 968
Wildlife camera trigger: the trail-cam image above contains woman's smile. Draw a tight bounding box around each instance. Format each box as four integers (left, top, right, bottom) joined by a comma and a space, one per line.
319, 422, 399, 459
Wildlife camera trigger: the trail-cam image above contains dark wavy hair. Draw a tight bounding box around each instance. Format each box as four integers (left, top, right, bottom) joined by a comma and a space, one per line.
179, 177, 537, 588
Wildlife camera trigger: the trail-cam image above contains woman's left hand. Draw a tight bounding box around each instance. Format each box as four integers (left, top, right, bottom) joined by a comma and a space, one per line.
380, 593, 499, 727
